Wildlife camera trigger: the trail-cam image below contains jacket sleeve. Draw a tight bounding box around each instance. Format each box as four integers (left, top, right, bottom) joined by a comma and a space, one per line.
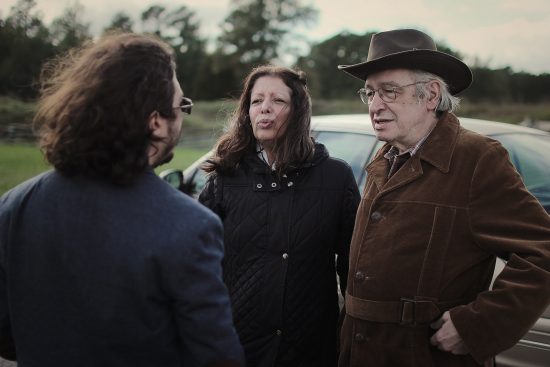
450, 141, 550, 363
0, 273, 16, 361
0, 199, 16, 361
160, 211, 244, 366
198, 174, 224, 219
336, 165, 361, 298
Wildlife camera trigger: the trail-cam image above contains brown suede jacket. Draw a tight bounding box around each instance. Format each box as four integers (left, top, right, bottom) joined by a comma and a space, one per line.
340, 112, 550, 367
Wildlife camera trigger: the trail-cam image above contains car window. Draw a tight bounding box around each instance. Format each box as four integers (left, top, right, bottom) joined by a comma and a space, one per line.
495, 134, 550, 211
314, 131, 378, 191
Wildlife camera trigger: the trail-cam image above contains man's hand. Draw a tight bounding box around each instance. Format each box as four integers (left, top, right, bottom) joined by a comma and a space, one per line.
430, 311, 469, 354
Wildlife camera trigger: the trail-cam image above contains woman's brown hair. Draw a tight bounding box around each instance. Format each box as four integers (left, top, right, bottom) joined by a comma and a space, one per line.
203, 65, 314, 176
34, 32, 176, 185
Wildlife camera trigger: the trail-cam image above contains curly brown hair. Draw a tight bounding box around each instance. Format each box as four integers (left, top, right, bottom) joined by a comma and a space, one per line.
203, 65, 314, 177
34, 32, 177, 185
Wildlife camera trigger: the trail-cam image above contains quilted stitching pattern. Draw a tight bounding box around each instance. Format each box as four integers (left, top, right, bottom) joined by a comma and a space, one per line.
199, 144, 360, 367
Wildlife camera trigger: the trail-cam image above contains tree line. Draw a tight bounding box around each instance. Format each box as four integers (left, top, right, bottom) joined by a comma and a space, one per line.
1, 0, 549, 104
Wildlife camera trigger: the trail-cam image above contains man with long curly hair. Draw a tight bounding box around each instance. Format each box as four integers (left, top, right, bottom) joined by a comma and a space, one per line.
0, 33, 243, 367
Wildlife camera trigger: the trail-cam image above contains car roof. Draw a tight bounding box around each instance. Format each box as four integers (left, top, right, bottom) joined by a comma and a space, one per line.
311, 114, 550, 137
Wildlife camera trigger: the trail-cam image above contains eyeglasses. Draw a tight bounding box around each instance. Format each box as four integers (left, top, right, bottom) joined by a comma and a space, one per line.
358, 81, 428, 105
174, 96, 193, 114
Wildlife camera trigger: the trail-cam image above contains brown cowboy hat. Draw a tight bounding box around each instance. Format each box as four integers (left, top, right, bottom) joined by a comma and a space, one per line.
338, 29, 473, 95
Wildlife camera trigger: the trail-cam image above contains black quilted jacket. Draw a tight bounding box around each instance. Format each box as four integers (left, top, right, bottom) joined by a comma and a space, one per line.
199, 143, 360, 367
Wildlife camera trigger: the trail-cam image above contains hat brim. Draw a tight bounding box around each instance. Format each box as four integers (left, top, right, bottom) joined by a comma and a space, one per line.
338, 50, 472, 95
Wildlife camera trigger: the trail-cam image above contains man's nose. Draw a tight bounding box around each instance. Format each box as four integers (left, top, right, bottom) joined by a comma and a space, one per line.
368, 92, 386, 113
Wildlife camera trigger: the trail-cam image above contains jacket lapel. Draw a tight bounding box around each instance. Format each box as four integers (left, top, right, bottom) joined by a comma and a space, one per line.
381, 157, 423, 193
418, 112, 460, 174
366, 112, 461, 195
367, 145, 390, 191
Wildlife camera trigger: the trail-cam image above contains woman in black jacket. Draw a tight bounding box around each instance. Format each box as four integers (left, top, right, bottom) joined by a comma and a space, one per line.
199, 65, 360, 367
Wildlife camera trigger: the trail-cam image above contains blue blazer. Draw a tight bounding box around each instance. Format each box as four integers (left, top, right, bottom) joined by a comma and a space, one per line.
0, 170, 243, 366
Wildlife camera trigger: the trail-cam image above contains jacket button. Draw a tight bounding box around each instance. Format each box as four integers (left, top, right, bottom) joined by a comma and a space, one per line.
271, 182, 277, 188
276, 329, 282, 336
354, 333, 367, 342
282, 253, 289, 260
256, 183, 263, 189
370, 211, 382, 221
354, 271, 366, 281
287, 181, 294, 187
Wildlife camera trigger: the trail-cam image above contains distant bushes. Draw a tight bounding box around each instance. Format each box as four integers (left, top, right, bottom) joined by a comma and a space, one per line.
0, 96, 36, 142
0, 96, 35, 127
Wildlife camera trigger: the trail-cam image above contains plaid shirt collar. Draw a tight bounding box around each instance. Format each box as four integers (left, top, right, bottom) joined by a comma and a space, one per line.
383, 126, 435, 161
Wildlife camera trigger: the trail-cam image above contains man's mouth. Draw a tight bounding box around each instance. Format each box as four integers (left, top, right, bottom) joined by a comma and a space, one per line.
373, 118, 392, 128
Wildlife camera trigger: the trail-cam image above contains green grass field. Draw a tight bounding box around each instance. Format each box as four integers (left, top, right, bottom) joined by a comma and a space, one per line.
0, 143, 48, 195
0, 143, 207, 196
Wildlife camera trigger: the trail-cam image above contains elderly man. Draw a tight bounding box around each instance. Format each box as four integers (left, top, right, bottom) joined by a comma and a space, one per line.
337, 28, 550, 366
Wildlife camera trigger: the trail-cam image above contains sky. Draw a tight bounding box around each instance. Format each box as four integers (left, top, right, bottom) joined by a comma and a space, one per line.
1, 0, 550, 75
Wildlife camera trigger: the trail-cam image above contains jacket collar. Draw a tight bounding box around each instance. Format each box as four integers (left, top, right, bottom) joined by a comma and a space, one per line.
417, 112, 460, 174
366, 112, 461, 191
244, 142, 329, 174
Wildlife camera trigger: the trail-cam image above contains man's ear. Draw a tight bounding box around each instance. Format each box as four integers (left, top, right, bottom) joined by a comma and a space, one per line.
148, 111, 165, 138
426, 81, 441, 111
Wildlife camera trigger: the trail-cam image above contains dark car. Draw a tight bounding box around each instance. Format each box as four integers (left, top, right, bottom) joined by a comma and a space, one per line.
162, 114, 550, 366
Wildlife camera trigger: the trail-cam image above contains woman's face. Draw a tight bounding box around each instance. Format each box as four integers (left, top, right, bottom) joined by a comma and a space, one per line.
249, 75, 292, 149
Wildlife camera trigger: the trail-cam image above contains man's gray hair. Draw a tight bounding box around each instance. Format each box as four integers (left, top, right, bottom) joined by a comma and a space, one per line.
411, 70, 461, 113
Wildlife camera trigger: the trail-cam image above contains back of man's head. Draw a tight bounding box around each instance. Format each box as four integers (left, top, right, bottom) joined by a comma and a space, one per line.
34, 32, 176, 185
